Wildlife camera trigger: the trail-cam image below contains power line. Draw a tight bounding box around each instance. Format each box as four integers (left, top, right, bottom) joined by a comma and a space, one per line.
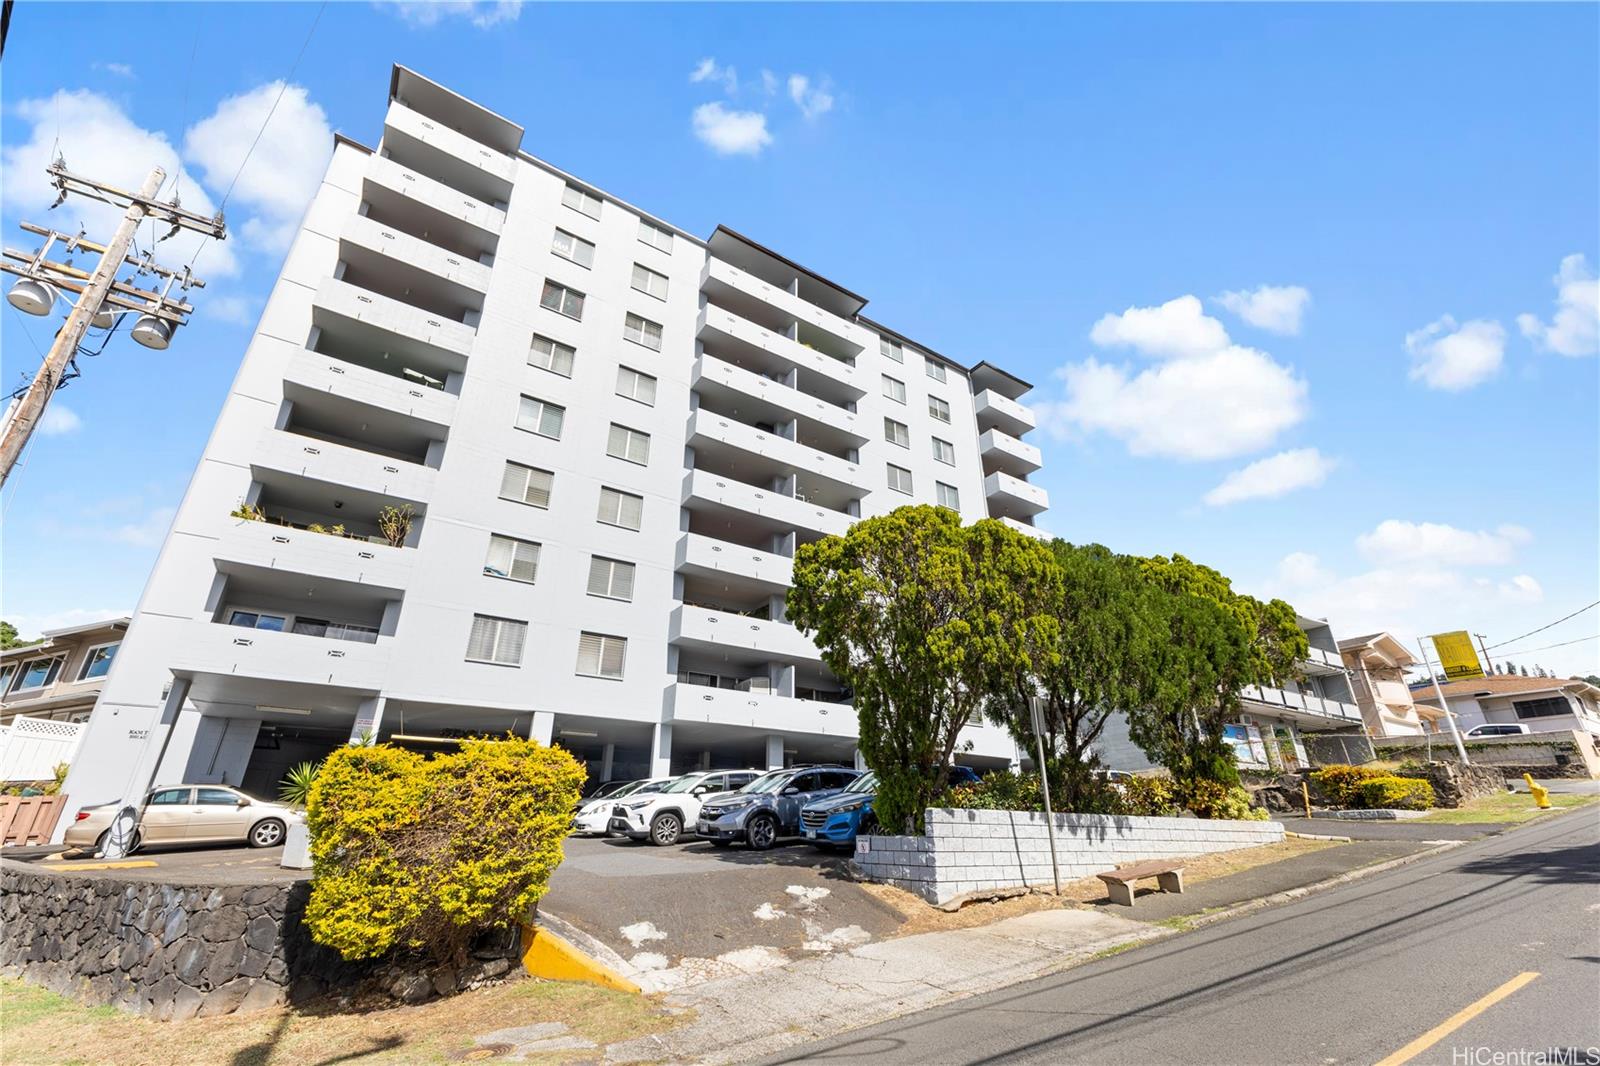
1490, 634, 1599, 657
1483, 600, 1600, 652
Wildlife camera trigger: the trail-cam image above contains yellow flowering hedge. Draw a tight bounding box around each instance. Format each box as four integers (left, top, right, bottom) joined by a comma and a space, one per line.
303, 737, 585, 965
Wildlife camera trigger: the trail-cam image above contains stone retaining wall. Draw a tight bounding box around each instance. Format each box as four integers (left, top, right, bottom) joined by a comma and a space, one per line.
854, 807, 1284, 905
1371, 730, 1600, 780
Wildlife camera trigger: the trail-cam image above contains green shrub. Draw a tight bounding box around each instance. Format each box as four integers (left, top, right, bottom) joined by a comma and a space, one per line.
304, 737, 585, 966
1181, 779, 1269, 821
1116, 775, 1179, 817
1309, 764, 1387, 807
1353, 775, 1435, 811
942, 771, 1043, 812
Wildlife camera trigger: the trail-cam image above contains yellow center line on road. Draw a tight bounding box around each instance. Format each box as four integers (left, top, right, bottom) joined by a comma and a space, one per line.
1374, 971, 1541, 1066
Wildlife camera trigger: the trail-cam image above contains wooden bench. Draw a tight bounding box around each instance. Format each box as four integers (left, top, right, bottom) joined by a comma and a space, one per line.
1096, 860, 1185, 907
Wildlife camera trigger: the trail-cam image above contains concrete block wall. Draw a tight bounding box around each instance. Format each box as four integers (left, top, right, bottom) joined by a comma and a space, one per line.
854, 807, 1285, 905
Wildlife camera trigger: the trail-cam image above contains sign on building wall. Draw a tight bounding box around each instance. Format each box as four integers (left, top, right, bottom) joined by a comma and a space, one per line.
1430, 630, 1485, 681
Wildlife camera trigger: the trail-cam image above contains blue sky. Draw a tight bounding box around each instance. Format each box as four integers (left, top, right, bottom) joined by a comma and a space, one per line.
2, 1, 1596, 676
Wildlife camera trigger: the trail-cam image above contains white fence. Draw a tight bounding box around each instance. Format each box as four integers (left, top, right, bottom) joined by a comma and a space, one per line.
0, 716, 84, 783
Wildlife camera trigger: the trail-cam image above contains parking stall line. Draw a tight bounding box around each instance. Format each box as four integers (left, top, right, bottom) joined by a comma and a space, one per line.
1373, 971, 1541, 1066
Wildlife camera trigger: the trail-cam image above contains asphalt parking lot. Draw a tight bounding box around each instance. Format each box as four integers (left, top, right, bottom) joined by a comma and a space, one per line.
10, 843, 303, 885
541, 834, 905, 986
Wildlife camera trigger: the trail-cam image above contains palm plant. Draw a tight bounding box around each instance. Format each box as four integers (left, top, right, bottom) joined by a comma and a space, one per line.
279, 761, 319, 808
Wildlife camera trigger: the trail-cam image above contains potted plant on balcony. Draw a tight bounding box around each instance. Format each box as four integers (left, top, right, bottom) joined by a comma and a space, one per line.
377, 503, 414, 548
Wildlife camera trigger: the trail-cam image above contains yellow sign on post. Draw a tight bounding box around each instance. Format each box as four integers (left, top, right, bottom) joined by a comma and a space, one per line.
1431, 630, 1484, 681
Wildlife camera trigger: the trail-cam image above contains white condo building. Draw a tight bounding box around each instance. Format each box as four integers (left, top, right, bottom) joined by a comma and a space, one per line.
60, 67, 1048, 815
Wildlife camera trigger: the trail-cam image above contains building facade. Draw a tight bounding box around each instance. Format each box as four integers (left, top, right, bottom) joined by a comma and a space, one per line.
1411, 676, 1600, 737
58, 67, 1046, 817
0, 617, 128, 726
1337, 631, 1442, 737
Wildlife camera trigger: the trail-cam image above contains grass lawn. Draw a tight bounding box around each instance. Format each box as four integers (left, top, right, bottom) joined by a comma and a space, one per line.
1415, 791, 1599, 824
0, 975, 683, 1066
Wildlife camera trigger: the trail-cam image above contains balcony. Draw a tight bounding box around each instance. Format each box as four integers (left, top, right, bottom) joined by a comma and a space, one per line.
168, 619, 391, 693
683, 470, 853, 540
341, 213, 491, 297
702, 257, 867, 357
996, 516, 1051, 542
979, 428, 1043, 477
669, 604, 821, 664
1301, 646, 1344, 675
364, 154, 503, 255
984, 471, 1049, 519
667, 682, 851, 737
282, 349, 455, 432
675, 533, 793, 594
392, 67, 523, 156
214, 518, 413, 592
686, 410, 861, 494
974, 389, 1037, 437
253, 428, 435, 506
698, 304, 864, 402
312, 277, 475, 362
1244, 685, 1362, 725
692, 353, 866, 447
382, 100, 515, 208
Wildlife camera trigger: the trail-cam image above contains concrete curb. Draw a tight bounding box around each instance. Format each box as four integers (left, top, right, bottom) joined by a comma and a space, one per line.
521, 917, 640, 995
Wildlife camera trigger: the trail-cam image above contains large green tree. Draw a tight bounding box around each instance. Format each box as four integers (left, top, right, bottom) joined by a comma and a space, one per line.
0, 621, 41, 651
786, 506, 1054, 833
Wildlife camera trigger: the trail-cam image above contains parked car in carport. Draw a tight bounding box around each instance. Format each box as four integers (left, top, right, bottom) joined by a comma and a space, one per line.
798, 765, 982, 848
572, 776, 675, 835
608, 768, 761, 845
696, 765, 861, 850
65, 785, 302, 853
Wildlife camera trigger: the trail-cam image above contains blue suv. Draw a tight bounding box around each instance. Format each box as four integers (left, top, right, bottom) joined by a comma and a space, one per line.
798, 766, 982, 848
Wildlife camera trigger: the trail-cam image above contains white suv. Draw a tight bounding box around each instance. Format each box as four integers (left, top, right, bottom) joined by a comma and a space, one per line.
609, 769, 762, 845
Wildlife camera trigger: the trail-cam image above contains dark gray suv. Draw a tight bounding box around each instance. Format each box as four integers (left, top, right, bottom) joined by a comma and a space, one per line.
695, 765, 861, 850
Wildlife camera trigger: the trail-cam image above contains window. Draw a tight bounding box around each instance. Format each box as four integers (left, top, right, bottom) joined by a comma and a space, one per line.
630, 263, 669, 300
539, 280, 584, 320
606, 424, 651, 465
597, 487, 644, 530
927, 396, 951, 423
576, 632, 627, 679
551, 229, 595, 268
623, 312, 663, 351
936, 482, 960, 510
561, 183, 601, 219
0, 663, 16, 694
517, 395, 565, 439
616, 366, 657, 406
12, 656, 64, 692
882, 374, 906, 404
227, 612, 286, 632
887, 463, 913, 494
291, 618, 378, 644
587, 556, 636, 601
638, 218, 673, 253
484, 534, 541, 583
467, 615, 527, 666
77, 643, 120, 681
932, 437, 956, 465
148, 788, 191, 806
500, 462, 553, 509
884, 417, 910, 448
1513, 696, 1570, 719
529, 334, 576, 377
880, 337, 903, 363
197, 788, 239, 806
925, 359, 948, 383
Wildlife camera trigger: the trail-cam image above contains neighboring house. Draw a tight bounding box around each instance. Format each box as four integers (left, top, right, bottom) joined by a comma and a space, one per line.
0, 617, 129, 726
1410, 676, 1600, 737
1097, 614, 1363, 774
56, 66, 1042, 826
1338, 631, 1445, 737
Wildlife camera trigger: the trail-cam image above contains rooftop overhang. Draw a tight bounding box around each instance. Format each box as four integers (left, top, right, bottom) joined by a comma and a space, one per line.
390, 65, 524, 155
1341, 632, 1417, 670
707, 226, 868, 320
969, 360, 1033, 400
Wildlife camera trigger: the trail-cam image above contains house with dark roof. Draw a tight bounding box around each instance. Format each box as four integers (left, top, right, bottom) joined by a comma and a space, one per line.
1410, 675, 1600, 737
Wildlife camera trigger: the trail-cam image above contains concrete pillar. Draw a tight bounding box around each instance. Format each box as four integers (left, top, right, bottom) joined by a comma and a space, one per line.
698, 750, 712, 771
351, 696, 385, 744
771, 664, 795, 698
599, 743, 615, 782
529, 710, 555, 746
764, 734, 785, 770
651, 722, 673, 776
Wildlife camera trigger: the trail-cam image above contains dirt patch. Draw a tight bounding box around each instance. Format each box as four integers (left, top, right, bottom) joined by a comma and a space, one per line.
861, 837, 1341, 936
0, 975, 683, 1066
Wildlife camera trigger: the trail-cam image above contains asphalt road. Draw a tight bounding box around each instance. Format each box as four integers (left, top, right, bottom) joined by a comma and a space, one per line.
766, 807, 1600, 1066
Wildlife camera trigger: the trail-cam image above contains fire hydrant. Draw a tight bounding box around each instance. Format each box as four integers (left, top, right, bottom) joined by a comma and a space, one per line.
1523, 774, 1551, 810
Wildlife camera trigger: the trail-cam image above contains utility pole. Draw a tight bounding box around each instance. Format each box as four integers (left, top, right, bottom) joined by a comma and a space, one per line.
0, 160, 225, 487
1474, 633, 1495, 675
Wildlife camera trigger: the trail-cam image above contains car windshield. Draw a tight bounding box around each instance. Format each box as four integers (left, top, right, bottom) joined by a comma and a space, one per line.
741, 770, 792, 794
662, 774, 708, 794
843, 771, 877, 794
637, 778, 674, 793
602, 780, 643, 799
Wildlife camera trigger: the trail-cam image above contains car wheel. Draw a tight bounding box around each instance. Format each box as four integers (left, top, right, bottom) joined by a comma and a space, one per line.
649, 812, 681, 846
746, 814, 777, 851
248, 819, 286, 848
94, 828, 141, 855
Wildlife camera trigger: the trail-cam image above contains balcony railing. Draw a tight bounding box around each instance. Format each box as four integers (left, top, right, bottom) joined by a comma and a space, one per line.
283, 350, 455, 431
703, 257, 868, 356
364, 154, 504, 243
681, 470, 853, 539
692, 353, 865, 445
675, 532, 794, 592
382, 100, 515, 205
974, 389, 1037, 436
669, 603, 822, 663
167, 621, 391, 692
312, 277, 475, 360
1245, 684, 1362, 723
698, 304, 865, 399
216, 516, 414, 592
687, 410, 861, 492
979, 427, 1043, 475
342, 213, 491, 295
253, 429, 436, 505
984, 470, 1049, 516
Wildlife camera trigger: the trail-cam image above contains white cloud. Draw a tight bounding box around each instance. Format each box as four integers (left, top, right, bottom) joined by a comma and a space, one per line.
787, 75, 835, 120
1404, 315, 1505, 391
378, 1, 521, 28
690, 58, 739, 96
1517, 253, 1599, 358
1053, 346, 1308, 461
761, 70, 779, 97
692, 103, 772, 157
107, 506, 177, 548
1355, 519, 1530, 567
2, 90, 237, 277
1499, 575, 1544, 602
1215, 284, 1311, 335
1203, 448, 1335, 507
1088, 295, 1231, 360
184, 82, 331, 254
94, 62, 135, 78
38, 404, 83, 437
205, 295, 259, 326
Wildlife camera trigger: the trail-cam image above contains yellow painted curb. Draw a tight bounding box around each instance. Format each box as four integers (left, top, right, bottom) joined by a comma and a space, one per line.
520, 923, 639, 994
37, 860, 159, 872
